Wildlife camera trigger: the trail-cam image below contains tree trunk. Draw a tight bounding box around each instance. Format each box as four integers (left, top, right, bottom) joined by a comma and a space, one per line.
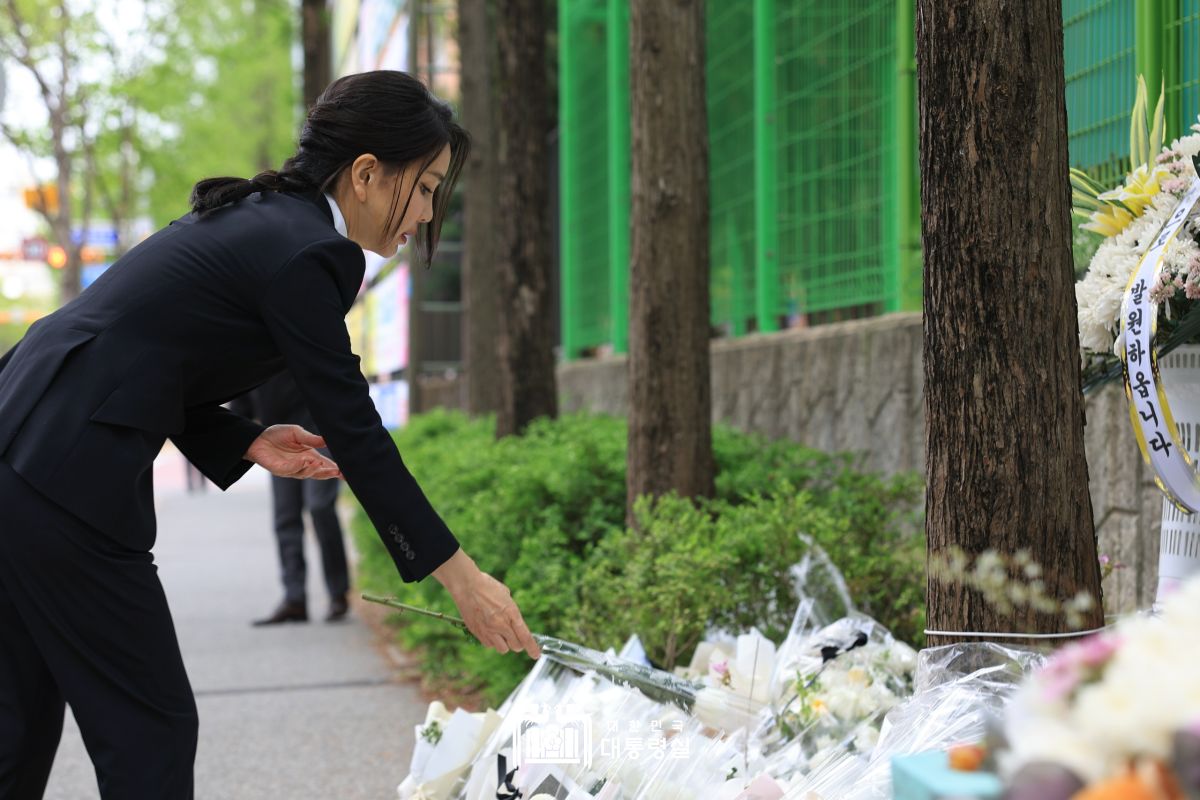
626, 0, 715, 524
458, 0, 502, 417
917, 0, 1104, 643
407, 0, 425, 415
493, 0, 557, 437
301, 0, 331, 110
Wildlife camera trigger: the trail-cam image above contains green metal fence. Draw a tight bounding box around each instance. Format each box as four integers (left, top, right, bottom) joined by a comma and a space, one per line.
1063, 1, 1136, 186
775, 0, 898, 323
558, 0, 1200, 360
707, 2, 756, 336
1168, 0, 1200, 137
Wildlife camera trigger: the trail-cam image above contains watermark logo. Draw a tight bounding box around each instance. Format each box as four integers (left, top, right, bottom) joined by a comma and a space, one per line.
513, 703, 593, 769
512, 703, 693, 768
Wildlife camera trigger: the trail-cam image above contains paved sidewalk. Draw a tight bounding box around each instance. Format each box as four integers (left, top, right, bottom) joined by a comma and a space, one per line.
43, 451, 426, 799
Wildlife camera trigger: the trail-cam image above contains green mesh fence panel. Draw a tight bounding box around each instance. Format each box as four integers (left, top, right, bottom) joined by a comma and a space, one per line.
707, 3, 756, 334
1064, 0, 1136, 187
775, 1, 896, 319
559, 0, 1164, 358
1170, 0, 1200, 134
561, 2, 612, 356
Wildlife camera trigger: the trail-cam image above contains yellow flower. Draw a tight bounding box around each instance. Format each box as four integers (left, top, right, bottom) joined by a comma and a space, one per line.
1098, 163, 1170, 218
1073, 75, 1167, 238
1081, 202, 1136, 237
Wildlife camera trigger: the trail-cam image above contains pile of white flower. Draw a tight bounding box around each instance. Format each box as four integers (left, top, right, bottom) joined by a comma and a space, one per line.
1000, 575, 1200, 790
769, 616, 917, 761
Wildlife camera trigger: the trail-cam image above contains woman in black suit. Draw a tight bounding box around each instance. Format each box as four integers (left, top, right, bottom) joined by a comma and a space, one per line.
0, 71, 539, 799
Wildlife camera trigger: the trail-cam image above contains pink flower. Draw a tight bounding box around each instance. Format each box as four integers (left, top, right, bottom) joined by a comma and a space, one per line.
711, 660, 728, 676
1151, 284, 1176, 304
1187, 282, 1200, 300
1037, 633, 1122, 703
1074, 633, 1122, 667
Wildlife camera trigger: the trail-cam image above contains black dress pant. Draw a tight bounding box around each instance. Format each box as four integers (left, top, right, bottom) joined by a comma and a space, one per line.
271, 466, 349, 605
0, 460, 197, 799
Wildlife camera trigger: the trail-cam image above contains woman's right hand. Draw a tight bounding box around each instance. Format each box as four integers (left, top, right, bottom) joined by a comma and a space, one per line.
432, 549, 541, 659
244, 424, 341, 480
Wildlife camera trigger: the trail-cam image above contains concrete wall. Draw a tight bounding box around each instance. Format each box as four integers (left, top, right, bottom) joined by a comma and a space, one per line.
556, 311, 1161, 613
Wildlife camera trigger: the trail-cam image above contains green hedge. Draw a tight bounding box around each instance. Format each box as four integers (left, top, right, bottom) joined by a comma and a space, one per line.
350, 410, 924, 707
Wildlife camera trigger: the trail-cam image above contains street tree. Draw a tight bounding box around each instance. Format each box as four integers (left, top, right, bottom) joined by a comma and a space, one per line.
626, 0, 715, 523
916, 0, 1104, 642
493, 0, 557, 436
458, 0, 502, 417
0, 0, 113, 300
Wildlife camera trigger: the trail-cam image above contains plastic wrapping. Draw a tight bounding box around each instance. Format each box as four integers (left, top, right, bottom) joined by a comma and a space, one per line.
782, 642, 1045, 800
451, 638, 739, 799
393, 536, 1045, 799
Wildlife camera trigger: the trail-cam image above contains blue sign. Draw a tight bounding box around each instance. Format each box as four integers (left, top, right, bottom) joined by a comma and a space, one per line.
70, 227, 119, 248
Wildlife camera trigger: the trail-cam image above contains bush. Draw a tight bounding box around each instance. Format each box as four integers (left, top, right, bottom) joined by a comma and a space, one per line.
350, 409, 924, 707
570, 489, 846, 670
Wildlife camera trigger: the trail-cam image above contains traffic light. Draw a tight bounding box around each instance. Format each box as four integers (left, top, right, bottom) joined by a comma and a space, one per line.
46, 245, 67, 269
22, 185, 59, 215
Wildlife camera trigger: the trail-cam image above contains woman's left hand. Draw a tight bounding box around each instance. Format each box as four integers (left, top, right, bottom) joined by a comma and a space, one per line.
244, 424, 342, 479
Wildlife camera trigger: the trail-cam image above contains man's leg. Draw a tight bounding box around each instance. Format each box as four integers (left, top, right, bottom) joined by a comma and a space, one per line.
303, 476, 350, 608
253, 475, 309, 624
272, 474, 308, 606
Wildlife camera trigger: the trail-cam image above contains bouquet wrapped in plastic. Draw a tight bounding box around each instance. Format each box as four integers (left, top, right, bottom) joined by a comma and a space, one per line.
380, 534, 1046, 799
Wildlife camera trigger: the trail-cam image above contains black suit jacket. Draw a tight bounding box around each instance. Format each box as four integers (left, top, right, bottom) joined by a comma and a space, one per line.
230, 371, 314, 431
0, 190, 458, 581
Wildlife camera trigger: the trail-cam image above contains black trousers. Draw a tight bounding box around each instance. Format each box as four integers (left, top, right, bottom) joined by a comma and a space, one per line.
271, 468, 349, 605
0, 461, 197, 799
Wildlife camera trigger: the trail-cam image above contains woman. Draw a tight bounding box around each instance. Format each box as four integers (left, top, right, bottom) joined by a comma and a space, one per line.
0, 71, 539, 799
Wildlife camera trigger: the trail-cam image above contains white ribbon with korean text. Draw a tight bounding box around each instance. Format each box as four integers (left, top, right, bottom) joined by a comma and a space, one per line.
1120, 173, 1200, 512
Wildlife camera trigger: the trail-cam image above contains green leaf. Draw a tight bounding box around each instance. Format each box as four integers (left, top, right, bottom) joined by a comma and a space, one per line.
1150, 76, 1166, 159
1131, 74, 1148, 173
1071, 167, 1108, 197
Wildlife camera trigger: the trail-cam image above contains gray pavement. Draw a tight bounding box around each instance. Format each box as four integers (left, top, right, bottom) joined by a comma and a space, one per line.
43, 455, 426, 799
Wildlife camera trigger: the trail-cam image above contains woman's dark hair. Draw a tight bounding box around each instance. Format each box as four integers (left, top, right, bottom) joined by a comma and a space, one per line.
190, 70, 469, 268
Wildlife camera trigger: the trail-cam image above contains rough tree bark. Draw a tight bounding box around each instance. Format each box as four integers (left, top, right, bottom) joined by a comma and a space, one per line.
493, 0, 557, 437
917, 0, 1104, 642
626, 0, 715, 524
301, 0, 331, 110
458, 0, 502, 417
408, 0, 425, 414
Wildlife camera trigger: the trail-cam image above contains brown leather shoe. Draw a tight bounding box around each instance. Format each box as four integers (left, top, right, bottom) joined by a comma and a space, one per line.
325, 595, 349, 622
252, 600, 308, 626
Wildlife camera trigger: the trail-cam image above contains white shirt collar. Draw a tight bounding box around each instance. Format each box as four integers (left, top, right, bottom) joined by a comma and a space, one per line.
323, 193, 348, 238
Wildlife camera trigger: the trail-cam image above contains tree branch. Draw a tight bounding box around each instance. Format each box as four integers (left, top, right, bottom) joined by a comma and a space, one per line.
1, 0, 58, 112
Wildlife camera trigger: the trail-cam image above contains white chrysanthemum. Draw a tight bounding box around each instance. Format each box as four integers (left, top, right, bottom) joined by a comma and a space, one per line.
1076, 278, 1115, 354
1075, 172, 1200, 356
1003, 573, 1200, 783
1172, 131, 1200, 160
